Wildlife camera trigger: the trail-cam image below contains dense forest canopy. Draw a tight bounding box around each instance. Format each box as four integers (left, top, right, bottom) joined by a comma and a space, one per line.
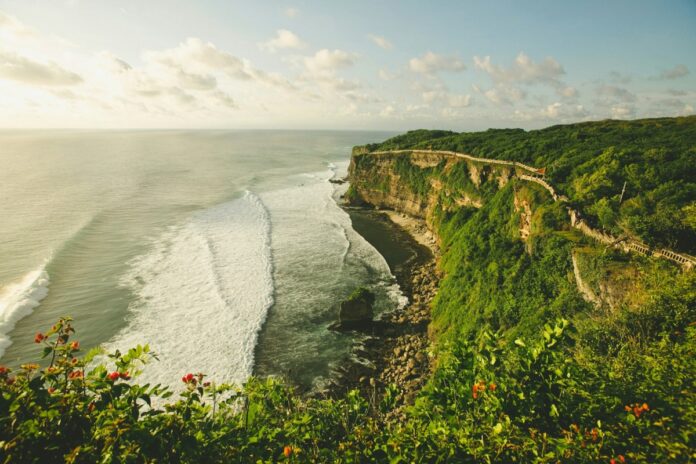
365, 117, 696, 254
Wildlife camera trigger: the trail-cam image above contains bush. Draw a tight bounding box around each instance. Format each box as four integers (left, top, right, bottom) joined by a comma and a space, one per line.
1, 316, 693, 463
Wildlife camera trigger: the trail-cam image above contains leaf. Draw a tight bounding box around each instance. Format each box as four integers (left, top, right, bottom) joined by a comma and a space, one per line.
550, 404, 559, 417
514, 339, 526, 347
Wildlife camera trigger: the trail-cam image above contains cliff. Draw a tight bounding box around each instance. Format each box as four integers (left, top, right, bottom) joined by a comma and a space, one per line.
347, 143, 690, 338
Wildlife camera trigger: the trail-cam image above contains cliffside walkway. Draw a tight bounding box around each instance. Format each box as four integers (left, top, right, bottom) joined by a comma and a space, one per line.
365, 149, 695, 270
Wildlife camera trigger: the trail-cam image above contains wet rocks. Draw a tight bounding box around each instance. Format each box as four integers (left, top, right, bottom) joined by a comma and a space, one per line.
329, 287, 376, 332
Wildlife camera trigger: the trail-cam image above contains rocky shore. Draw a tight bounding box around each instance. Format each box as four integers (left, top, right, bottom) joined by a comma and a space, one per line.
324, 209, 440, 411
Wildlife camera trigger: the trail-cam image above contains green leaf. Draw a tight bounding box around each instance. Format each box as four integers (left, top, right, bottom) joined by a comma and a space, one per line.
550, 404, 559, 417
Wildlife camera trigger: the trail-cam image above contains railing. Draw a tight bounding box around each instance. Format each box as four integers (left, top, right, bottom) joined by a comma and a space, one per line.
369, 149, 541, 174
518, 174, 558, 201
364, 148, 695, 270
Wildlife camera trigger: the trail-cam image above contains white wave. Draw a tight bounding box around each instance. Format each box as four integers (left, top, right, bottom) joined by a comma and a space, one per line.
0, 262, 50, 357
262, 166, 406, 308
107, 191, 273, 391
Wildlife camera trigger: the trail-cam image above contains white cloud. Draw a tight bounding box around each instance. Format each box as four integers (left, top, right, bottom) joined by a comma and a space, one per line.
303, 49, 357, 78
284, 7, 299, 18
474, 52, 576, 103
649, 98, 695, 117
543, 102, 562, 118
608, 71, 632, 84
559, 86, 577, 98
380, 104, 395, 117
212, 90, 237, 109
378, 69, 396, 80
421, 90, 471, 108
611, 105, 635, 119
367, 34, 393, 50
0, 50, 83, 86
474, 52, 565, 86
658, 64, 689, 80
447, 93, 471, 108
143, 38, 296, 92
0, 10, 34, 36
595, 85, 637, 103
541, 102, 588, 119
476, 85, 526, 105
97, 51, 132, 73
259, 29, 306, 53
409, 51, 466, 75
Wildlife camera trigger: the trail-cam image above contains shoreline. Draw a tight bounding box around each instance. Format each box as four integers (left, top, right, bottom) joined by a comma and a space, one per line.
324, 206, 440, 410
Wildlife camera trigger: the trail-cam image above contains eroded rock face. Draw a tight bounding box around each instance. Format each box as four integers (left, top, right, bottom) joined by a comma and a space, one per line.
339, 288, 375, 323
347, 153, 486, 223
329, 288, 376, 332
514, 194, 533, 241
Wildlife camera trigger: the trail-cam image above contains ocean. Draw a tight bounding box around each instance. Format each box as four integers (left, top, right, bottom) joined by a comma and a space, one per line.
0, 130, 402, 391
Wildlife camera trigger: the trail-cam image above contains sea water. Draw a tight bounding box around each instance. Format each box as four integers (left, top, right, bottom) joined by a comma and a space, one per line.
0, 130, 399, 391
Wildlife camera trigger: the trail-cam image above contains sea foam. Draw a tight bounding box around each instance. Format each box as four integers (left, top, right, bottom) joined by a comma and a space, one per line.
107, 191, 273, 390
0, 263, 50, 357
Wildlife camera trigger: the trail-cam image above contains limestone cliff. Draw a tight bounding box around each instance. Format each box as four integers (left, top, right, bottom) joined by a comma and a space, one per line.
347, 150, 508, 225
347, 149, 653, 316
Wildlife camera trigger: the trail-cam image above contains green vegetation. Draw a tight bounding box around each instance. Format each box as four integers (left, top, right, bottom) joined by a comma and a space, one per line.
363, 116, 696, 253
393, 154, 445, 197
346, 286, 374, 304
2, 117, 694, 462
431, 183, 589, 340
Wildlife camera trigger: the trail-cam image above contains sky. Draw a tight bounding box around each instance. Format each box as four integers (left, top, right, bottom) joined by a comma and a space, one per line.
0, 0, 694, 130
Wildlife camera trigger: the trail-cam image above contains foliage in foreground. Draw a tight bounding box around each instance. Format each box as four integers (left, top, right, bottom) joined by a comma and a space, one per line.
1, 314, 694, 463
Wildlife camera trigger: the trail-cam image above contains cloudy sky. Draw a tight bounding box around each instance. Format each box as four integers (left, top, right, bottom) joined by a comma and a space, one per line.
0, 0, 694, 129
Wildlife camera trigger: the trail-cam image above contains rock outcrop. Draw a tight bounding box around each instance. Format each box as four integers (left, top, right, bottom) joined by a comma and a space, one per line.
329, 287, 375, 332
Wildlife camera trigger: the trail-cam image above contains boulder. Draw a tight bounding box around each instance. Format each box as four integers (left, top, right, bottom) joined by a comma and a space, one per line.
328, 287, 376, 332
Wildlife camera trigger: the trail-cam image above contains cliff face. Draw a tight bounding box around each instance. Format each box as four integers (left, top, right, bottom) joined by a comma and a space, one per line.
347, 149, 658, 332
347, 151, 510, 224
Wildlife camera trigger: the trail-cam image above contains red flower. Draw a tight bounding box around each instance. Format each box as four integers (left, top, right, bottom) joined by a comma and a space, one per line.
120, 371, 130, 380
34, 333, 45, 344
489, 382, 497, 391
626, 402, 649, 418
618, 455, 626, 463
47, 387, 56, 394
610, 459, 617, 464
107, 371, 120, 381
68, 370, 83, 380
0, 366, 8, 375
283, 446, 293, 458
472, 381, 487, 399
590, 428, 599, 441
70, 341, 80, 351
182, 373, 195, 384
